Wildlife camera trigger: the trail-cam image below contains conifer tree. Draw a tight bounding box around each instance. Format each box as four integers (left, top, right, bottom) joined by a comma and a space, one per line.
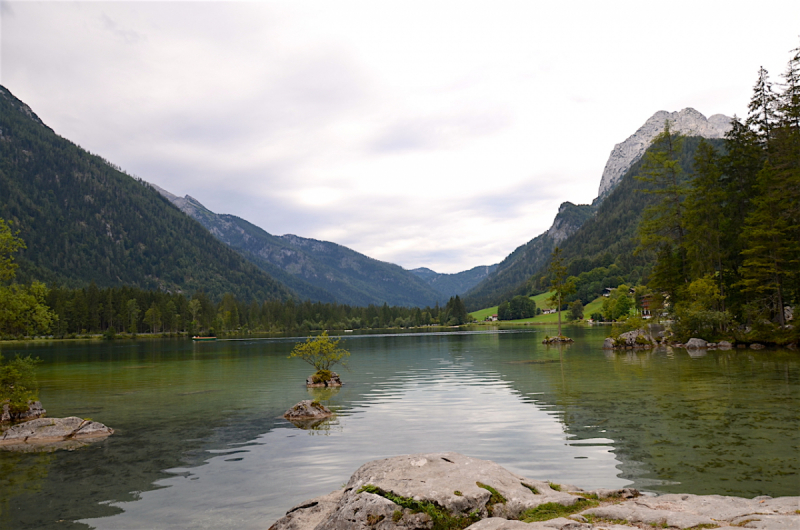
635, 121, 689, 301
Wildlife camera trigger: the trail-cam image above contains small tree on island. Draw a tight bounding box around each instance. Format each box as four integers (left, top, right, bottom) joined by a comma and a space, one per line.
289, 331, 350, 383
546, 247, 576, 338
0, 353, 41, 418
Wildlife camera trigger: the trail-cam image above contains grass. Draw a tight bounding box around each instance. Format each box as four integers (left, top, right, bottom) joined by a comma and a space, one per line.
547, 482, 562, 491
519, 499, 599, 523
584, 514, 630, 526
358, 485, 480, 530
470, 293, 607, 325
522, 483, 540, 494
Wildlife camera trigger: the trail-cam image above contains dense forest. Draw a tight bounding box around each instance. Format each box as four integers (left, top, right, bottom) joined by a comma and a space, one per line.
41, 285, 470, 338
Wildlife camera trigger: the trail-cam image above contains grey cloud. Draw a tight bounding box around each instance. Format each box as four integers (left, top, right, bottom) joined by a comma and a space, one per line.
100, 12, 142, 44
369, 111, 511, 153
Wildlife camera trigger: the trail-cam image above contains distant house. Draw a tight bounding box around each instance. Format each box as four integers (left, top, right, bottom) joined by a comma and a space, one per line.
542, 308, 557, 315
485, 315, 498, 322
602, 287, 613, 297
641, 294, 653, 319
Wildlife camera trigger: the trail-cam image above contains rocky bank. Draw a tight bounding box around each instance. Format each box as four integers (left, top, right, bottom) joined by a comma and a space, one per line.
270, 453, 799, 530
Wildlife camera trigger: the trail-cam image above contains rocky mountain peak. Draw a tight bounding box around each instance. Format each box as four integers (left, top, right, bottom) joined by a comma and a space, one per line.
597, 108, 732, 198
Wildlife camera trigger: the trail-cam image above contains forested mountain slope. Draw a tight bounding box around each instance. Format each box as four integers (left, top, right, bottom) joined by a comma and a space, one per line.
462, 202, 595, 310
410, 264, 497, 298
0, 85, 292, 301
153, 185, 447, 307
551, 136, 726, 285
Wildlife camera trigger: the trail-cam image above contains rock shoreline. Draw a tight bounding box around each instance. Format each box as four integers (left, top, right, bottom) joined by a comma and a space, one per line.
270, 453, 799, 530
0, 416, 114, 452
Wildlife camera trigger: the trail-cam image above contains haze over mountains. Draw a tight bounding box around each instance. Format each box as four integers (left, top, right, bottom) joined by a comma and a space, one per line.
0, 83, 733, 310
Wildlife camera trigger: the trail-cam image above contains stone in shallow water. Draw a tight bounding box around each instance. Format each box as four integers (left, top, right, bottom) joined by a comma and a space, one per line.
0, 416, 113, 452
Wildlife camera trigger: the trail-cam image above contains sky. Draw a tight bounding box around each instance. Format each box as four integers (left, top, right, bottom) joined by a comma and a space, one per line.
2, 1, 799, 273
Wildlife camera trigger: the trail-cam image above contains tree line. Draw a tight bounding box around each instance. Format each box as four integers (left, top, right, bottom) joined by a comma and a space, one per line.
41, 286, 471, 337
635, 44, 799, 342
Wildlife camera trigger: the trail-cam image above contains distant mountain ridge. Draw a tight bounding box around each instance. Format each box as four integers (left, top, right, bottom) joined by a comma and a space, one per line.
410, 264, 497, 298
597, 108, 731, 198
152, 185, 449, 307
0, 85, 292, 302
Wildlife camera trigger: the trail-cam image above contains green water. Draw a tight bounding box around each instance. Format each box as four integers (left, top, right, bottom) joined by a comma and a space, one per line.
0, 326, 797, 529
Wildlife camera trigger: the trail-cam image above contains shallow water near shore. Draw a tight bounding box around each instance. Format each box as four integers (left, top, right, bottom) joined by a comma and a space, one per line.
0, 326, 797, 529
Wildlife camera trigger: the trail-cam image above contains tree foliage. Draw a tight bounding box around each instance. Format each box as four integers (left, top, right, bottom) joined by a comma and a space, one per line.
497, 295, 537, 321
288, 331, 350, 373
0, 354, 41, 415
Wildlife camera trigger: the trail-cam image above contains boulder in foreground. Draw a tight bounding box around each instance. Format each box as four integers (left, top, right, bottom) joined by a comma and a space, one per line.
270, 452, 800, 530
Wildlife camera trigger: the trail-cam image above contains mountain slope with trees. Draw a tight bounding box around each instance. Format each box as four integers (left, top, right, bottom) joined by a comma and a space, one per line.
153, 185, 447, 307
0, 85, 292, 302
462, 202, 595, 310
409, 264, 497, 298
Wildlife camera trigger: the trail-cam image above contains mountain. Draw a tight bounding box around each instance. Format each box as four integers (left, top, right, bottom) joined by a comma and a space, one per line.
462, 202, 596, 310
597, 108, 731, 199
556, 135, 726, 287
153, 185, 447, 307
0, 85, 292, 302
463, 108, 731, 311
409, 264, 497, 298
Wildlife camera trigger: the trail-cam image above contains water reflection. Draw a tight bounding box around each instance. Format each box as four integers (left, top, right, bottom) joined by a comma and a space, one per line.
0, 329, 796, 530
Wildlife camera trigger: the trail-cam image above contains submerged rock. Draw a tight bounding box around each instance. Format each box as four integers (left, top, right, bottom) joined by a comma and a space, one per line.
542, 336, 574, 345
270, 453, 800, 530
0, 416, 113, 451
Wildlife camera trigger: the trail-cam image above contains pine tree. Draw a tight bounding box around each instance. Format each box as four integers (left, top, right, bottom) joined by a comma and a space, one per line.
746, 66, 779, 152
737, 161, 799, 326
635, 121, 689, 301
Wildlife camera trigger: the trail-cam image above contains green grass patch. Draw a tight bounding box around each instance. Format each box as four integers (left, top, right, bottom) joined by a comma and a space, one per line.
686, 525, 719, 530
547, 482, 562, 491
519, 499, 598, 523
358, 485, 480, 530
476, 482, 506, 515
584, 514, 630, 526
521, 483, 540, 494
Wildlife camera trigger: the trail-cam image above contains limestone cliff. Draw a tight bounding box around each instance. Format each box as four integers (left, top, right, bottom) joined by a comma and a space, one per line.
597, 108, 731, 198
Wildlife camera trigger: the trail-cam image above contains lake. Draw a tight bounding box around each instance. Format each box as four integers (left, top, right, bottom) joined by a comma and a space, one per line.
0, 326, 797, 529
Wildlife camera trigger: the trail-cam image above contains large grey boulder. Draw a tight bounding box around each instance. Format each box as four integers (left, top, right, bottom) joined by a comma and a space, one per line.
0, 416, 113, 451
270, 453, 800, 530
270, 453, 630, 530
685, 338, 708, 349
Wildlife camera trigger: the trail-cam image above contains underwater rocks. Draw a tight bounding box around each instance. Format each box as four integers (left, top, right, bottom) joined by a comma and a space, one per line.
270, 453, 800, 530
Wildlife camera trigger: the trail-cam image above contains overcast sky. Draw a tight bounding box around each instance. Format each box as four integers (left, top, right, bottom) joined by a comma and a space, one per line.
2, 1, 799, 273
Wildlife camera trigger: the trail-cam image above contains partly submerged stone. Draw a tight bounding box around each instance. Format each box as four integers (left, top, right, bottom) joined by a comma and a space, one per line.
270, 453, 800, 530
685, 338, 708, 349
0, 416, 113, 451
306, 371, 343, 388
283, 400, 333, 430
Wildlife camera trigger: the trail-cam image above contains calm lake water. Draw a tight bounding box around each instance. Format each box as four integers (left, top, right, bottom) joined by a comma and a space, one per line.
0, 326, 798, 529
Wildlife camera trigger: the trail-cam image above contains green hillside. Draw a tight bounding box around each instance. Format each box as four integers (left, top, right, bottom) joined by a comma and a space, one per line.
462, 202, 595, 310
0, 85, 292, 302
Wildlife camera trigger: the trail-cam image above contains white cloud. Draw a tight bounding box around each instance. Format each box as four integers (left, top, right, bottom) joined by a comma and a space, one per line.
3, 1, 800, 273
